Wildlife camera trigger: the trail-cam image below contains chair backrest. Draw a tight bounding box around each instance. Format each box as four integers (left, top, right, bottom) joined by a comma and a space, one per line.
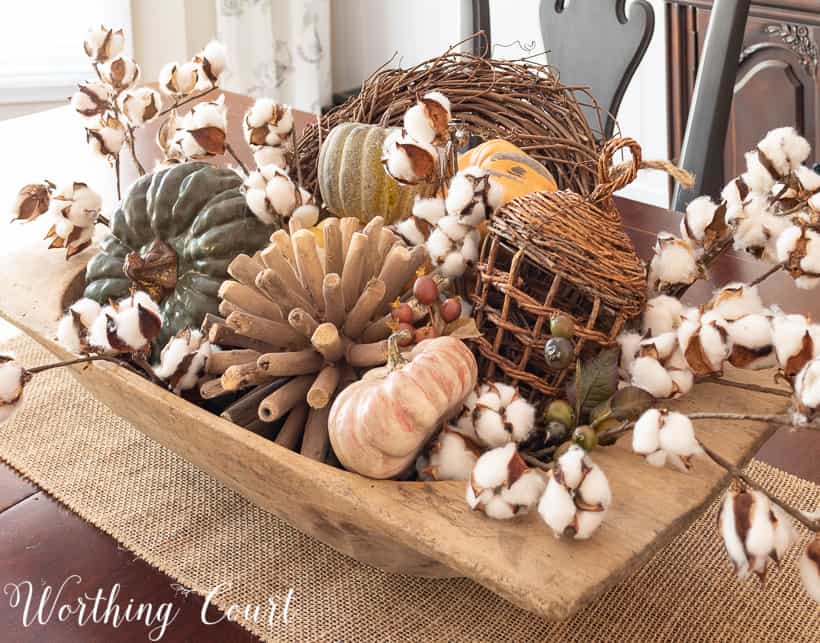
671, 0, 751, 211
539, 0, 655, 138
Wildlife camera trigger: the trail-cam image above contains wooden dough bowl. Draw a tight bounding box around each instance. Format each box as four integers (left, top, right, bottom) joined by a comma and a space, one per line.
0, 221, 784, 620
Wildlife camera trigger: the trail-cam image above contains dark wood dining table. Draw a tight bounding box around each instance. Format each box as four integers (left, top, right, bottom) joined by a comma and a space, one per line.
0, 91, 818, 641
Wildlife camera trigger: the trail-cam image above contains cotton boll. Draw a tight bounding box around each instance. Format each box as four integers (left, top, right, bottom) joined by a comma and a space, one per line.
500, 469, 546, 509
99, 55, 140, 91
648, 233, 700, 293
252, 146, 287, 170
630, 356, 676, 398
492, 382, 517, 407
719, 483, 796, 580
0, 358, 26, 424
114, 306, 153, 351
617, 331, 642, 371
795, 165, 820, 192
199, 40, 227, 82
757, 127, 811, 177
538, 446, 611, 539
505, 398, 535, 442
555, 445, 586, 490
0, 358, 25, 404
245, 188, 269, 222
154, 329, 212, 393
84, 25, 125, 63
403, 103, 437, 145
427, 224, 456, 260
799, 536, 820, 602
657, 412, 701, 461
669, 368, 694, 396
633, 408, 662, 456
640, 332, 678, 361
264, 172, 299, 216
290, 204, 317, 228
471, 442, 516, 489
772, 312, 814, 375
643, 295, 685, 335
382, 134, 438, 184
776, 225, 803, 263
677, 314, 729, 375
437, 215, 468, 242
445, 172, 477, 215
460, 231, 480, 263
159, 61, 199, 96
412, 197, 446, 225
86, 117, 126, 157
440, 251, 467, 278
681, 196, 726, 246
794, 357, 820, 416
726, 314, 776, 370
395, 218, 426, 246
577, 464, 612, 508
427, 429, 480, 481
722, 176, 751, 213
707, 283, 765, 321
474, 406, 508, 447
538, 474, 577, 537
467, 444, 539, 519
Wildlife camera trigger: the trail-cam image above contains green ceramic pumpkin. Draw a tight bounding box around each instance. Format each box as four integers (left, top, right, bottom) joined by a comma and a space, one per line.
83, 162, 277, 348
318, 123, 436, 224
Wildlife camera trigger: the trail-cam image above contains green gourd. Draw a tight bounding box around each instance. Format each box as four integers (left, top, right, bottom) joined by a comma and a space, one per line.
318, 123, 435, 225
83, 162, 277, 348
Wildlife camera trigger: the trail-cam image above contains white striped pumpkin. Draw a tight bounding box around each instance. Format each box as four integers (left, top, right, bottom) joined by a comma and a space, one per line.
329, 335, 478, 479
317, 123, 435, 225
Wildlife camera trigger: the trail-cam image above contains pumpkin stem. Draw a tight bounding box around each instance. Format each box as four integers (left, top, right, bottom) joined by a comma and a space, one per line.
387, 330, 411, 371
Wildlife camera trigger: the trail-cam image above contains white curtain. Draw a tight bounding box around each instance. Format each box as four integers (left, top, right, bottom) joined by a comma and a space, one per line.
216, 0, 331, 113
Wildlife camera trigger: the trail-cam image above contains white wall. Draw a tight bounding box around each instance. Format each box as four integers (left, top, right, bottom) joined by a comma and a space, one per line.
330, 0, 468, 93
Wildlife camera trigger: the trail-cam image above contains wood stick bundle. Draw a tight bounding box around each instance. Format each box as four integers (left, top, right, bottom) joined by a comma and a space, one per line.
211, 221, 430, 465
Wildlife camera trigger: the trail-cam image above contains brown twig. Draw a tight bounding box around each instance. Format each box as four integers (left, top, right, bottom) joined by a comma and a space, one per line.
225, 143, 248, 176
697, 439, 819, 532
114, 155, 121, 200
130, 353, 166, 389
127, 126, 146, 176
26, 355, 141, 377
157, 86, 218, 117
697, 376, 791, 399
96, 214, 111, 228
748, 262, 785, 288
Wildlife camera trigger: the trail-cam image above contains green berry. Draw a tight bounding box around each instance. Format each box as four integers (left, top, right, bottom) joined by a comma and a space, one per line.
545, 421, 569, 445
544, 399, 575, 429
549, 314, 574, 339
573, 425, 598, 451
543, 337, 574, 370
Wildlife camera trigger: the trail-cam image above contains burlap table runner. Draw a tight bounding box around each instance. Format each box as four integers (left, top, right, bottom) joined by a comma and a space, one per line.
0, 332, 818, 642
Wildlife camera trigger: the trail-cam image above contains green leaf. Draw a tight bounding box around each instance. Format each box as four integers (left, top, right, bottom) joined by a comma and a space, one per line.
610, 386, 655, 421
571, 348, 620, 419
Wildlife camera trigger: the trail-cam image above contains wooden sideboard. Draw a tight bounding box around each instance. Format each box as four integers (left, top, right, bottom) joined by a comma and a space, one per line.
667, 0, 820, 184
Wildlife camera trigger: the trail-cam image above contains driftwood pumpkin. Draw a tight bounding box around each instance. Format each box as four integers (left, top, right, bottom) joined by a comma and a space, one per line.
83, 162, 277, 348
317, 123, 435, 225
329, 333, 478, 479
458, 139, 558, 206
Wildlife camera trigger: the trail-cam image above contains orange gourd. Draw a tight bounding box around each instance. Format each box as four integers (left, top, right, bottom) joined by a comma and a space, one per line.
458, 139, 558, 205
328, 334, 478, 479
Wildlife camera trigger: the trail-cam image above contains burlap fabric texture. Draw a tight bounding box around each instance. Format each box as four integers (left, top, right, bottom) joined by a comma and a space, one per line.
1, 333, 818, 642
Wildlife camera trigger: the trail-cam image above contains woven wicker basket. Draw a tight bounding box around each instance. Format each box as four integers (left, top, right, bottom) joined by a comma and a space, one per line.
471, 138, 659, 404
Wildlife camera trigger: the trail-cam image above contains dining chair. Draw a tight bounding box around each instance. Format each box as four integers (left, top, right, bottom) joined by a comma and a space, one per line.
472, 0, 751, 211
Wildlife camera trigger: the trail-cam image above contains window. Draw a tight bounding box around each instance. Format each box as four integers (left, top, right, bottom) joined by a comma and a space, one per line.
0, 0, 131, 103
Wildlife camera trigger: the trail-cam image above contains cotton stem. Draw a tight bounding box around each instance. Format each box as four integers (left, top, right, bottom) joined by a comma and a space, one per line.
127, 126, 146, 176
748, 262, 784, 288
157, 86, 218, 117
697, 439, 819, 532
225, 143, 248, 176
26, 355, 139, 376
698, 376, 791, 398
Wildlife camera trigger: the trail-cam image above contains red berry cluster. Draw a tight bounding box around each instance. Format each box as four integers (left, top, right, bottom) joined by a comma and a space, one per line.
391, 274, 462, 346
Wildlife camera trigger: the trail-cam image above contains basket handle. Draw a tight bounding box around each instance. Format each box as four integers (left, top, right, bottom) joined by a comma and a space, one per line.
589, 137, 694, 206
